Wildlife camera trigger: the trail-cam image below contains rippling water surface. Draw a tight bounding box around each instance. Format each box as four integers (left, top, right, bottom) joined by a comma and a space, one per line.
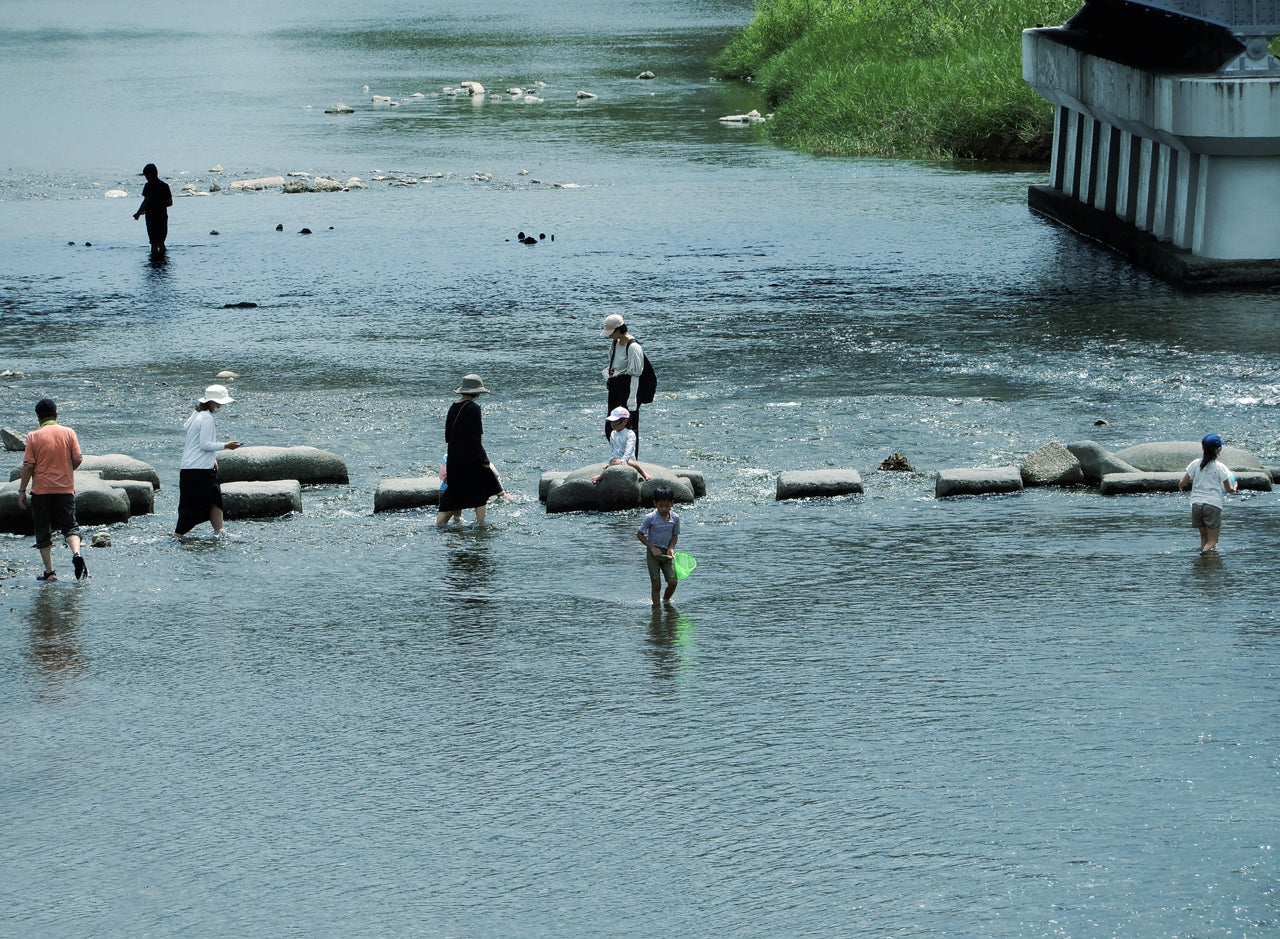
3, 1, 1280, 936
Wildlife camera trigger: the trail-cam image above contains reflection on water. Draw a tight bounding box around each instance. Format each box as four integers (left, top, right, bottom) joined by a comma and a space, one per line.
443, 528, 494, 605
646, 607, 696, 681
1191, 548, 1226, 587
24, 586, 87, 688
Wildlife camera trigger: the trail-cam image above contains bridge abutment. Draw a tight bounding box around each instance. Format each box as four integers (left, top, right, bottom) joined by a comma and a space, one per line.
1023, 20, 1280, 284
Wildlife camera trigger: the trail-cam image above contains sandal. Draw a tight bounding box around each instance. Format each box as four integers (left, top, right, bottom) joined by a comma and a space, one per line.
73, 554, 87, 580
36, 571, 57, 582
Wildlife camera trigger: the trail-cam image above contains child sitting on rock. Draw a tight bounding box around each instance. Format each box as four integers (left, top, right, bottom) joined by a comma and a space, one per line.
592, 407, 651, 484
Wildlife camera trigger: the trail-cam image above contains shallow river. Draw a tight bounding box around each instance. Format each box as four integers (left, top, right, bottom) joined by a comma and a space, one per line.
2, 1, 1280, 936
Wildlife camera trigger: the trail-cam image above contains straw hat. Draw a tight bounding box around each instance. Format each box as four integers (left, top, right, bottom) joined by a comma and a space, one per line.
454, 374, 490, 395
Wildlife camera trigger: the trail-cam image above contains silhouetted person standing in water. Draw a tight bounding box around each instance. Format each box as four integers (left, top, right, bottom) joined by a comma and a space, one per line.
133, 163, 172, 257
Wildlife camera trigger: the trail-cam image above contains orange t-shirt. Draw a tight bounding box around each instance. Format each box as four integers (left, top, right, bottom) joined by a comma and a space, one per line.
23, 422, 82, 495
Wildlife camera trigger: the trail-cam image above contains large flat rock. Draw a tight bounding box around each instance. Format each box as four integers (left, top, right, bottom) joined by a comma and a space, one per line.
1066, 440, 1139, 484
1114, 441, 1263, 473
107, 479, 156, 515
217, 445, 349, 485
9, 453, 160, 489
776, 469, 864, 500
221, 480, 303, 519
374, 477, 442, 513
546, 462, 694, 513
0, 471, 131, 535
1101, 470, 1272, 495
935, 466, 1024, 498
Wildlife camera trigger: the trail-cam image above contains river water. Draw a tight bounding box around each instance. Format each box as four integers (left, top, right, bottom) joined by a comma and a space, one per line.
3, 1, 1280, 937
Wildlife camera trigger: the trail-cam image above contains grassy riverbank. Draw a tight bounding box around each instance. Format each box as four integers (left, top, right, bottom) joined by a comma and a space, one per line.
712, 0, 1080, 160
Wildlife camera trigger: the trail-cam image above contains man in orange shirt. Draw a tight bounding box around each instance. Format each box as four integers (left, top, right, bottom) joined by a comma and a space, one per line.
18, 398, 87, 581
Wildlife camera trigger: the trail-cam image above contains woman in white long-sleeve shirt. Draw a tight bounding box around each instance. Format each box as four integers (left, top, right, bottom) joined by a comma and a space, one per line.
174, 384, 241, 537
601, 313, 645, 455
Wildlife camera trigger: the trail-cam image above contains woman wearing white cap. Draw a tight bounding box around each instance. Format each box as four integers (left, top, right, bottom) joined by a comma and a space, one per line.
436, 374, 504, 527
174, 384, 241, 538
600, 313, 645, 455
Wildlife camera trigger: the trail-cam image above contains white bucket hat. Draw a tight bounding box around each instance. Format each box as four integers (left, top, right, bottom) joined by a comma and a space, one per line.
199, 384, 235, 405
600, 313, 625, 337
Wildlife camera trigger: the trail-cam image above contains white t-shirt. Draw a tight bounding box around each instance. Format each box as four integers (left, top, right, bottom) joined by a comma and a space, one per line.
180, 410, 225, 470
608, 427, 637, 463
609, 339, 644, 410
1185, 458, 1234, 508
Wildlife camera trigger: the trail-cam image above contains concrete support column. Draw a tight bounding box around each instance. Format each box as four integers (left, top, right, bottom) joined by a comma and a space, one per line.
1093, 124, 1122, 214
1050, 106, 1070, 191
1062, 110, 1084, 199
1115, 130, 1140, 223
1134, 138, 1160, 234
1171, 152, 1200, 250
1153, 144, 1176, 242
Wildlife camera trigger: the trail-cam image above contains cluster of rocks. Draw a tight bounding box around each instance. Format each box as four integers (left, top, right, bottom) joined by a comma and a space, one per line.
934, 440, 1274, 498
541, 463, 705, 513
325, 73, 659, 116
5, 437, 1271, 537
761, 440, 1275, 501
0, 446, 349, 536
1, 455, 160, 536
221, 175, 367, 193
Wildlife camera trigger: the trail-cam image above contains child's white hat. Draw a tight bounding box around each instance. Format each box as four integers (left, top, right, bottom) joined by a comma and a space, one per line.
607, 406, 630, 423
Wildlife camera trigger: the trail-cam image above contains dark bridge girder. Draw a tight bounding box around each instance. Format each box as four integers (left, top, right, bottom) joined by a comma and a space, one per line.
1063, 0, 1280, 71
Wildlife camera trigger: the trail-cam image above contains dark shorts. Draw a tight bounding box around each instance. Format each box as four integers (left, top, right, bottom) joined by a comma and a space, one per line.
175, 468, 222, 535
1192, 502, 1222, 529
646, 550, 675, 582
31, 493, 80, 549
145, 212, 168, 247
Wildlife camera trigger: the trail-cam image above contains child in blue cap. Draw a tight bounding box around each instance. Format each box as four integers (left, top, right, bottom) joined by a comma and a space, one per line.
1179, 433, 1237, 553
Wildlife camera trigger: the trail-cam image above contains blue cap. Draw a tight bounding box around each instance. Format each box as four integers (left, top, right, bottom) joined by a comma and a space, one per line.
1202, 433, 1223, 449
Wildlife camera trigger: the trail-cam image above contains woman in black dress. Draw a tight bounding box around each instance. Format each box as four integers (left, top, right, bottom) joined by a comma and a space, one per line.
436, 374, 504, 527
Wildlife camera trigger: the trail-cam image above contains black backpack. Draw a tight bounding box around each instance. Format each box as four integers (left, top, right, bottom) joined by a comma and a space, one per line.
638, 353, 657, 405
612, 339, 658, 405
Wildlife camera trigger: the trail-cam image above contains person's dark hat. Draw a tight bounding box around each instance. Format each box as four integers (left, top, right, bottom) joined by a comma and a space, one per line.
34, 398, 57, 417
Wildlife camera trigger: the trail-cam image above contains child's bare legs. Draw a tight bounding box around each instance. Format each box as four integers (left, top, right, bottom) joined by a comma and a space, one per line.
1200, 523, 1219, 552
628, 460, 652, 481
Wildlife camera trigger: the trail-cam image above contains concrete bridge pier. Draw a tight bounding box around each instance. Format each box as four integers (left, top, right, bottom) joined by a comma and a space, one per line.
1023, 0, 1280, 285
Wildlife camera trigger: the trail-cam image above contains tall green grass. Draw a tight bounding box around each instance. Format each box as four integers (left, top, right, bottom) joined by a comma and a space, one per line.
713, 0, 1080, 159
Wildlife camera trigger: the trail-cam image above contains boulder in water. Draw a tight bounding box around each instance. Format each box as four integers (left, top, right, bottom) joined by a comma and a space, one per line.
221, 480, 302, 519
1020, 442, 1085, 487
935, 467, 1024, 498
217, 445, 349, 485
776, 469, 864, 500
1066, 440, 1139, 485
373, 477, 442, 513
546, 463, 694, 513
